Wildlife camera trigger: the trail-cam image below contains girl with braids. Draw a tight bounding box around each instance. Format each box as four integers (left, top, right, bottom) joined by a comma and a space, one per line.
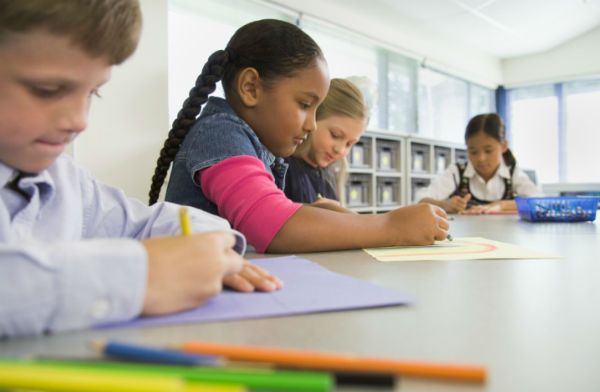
284, 78, 367, 213
418, 113, 541, 214
153, 19, 449, 254
0, 0, 281, 338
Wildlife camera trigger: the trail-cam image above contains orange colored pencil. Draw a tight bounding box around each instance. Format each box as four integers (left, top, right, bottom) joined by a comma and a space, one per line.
180, 341, 486, 383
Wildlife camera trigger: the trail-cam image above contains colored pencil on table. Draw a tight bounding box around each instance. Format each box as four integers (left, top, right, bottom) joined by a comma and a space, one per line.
180, 340, 487, 383
24, 358, 333, 392
92, 340, 391, 389
0, 363, 244, 392
93, 340, 220, 366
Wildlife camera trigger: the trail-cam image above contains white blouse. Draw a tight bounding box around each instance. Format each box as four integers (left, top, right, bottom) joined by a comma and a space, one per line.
416, 160, 542, 202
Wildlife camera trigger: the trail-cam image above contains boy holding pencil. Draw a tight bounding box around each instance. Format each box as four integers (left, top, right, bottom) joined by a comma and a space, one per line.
0, 0, 280, 338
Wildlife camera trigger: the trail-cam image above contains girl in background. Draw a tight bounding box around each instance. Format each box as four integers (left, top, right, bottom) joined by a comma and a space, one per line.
418, 113, 541, 214
149, 19, 448, 254
284, 78, 368, 213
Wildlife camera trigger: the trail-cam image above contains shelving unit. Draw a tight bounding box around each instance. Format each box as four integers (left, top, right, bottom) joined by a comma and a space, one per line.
406, 136, 467, 204
344, 131, 466, 212
344, 131, 405, 214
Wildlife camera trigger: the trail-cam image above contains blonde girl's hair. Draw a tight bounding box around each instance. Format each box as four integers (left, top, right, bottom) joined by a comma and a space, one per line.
295, 78, 369, 203
0, 0, 142, 65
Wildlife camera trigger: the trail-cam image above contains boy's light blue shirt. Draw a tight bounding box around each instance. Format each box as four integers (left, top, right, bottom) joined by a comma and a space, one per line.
0, 154, 230, 338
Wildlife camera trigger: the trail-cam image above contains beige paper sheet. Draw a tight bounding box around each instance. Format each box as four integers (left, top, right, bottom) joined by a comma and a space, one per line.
364, 237, 560, 262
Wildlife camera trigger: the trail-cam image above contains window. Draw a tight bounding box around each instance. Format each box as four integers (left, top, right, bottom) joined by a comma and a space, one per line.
418, 68, 469, 143
169, 0, 494, 146
470, 84, 495, 117
300, 17, 381, 130
508, 80, 600, 184
168, 0, 295, 121
509, 86, 559, 184
564, 80, 600, 182
387, 52, 418, 133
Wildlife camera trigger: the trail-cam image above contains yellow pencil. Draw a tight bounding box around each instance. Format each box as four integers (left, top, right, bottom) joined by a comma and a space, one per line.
179, 206, 192, 236
0, 364, 244, 392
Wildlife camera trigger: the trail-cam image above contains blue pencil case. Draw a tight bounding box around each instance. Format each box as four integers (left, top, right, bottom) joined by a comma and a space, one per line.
515, 196, 599, 222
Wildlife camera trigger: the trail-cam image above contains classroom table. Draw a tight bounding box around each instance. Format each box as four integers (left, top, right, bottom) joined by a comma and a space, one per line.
1, 215, 600, 392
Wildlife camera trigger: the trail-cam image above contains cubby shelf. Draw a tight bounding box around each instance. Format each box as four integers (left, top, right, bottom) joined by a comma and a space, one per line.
344, 131, 466, 213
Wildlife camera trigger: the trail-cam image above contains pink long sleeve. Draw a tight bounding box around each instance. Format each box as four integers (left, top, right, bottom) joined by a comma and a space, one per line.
198, 156, 302, 253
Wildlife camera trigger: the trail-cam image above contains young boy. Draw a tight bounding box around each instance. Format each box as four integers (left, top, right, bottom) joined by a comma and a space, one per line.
0, 0, 280, 338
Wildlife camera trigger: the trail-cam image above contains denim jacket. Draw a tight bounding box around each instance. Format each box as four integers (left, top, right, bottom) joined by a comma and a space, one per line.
165, 97, 288, 215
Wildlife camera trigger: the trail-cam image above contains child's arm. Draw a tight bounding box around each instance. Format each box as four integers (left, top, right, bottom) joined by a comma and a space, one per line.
0, 239, 149, 337
80, 163, 280, 293
268, 203, 448, 253
415, 166, 461, 212
201, 156, 448, 254
420, 194, 471, 214
463, 200, 517, 215
310, 197, 356, 214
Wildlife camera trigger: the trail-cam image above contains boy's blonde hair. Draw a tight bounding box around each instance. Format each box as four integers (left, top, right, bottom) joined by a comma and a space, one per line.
0, 0, 142, 65
295, 78, 368, 203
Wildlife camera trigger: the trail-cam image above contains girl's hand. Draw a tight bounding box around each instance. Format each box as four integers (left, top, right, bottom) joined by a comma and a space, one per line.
223, 260, 284, 292
142, 231, 244, 315
463, 200, 515, 215
387, 203, 449, 245
443, 194, 471, 213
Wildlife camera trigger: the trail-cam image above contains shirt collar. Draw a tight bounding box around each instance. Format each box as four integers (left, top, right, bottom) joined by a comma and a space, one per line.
202, 97, 277, 166
0, 160, 54, 189
200, 96, 237, 118
464, 160, 511, 180
0, 161, 17, 188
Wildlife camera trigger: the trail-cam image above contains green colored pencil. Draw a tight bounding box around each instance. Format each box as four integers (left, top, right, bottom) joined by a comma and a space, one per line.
0, 359, 332, 392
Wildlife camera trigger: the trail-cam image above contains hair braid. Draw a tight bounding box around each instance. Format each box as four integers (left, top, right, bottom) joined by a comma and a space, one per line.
148, 49, 230, 204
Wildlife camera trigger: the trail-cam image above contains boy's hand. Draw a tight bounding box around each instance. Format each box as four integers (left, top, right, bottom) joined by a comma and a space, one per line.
387, 203, 449, 245
443, 194, 471, 213
223, 261, 284, 292
141, 231, 243, 315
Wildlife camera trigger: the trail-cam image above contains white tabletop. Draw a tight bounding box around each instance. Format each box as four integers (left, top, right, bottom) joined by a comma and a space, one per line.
2, 215, 599, 392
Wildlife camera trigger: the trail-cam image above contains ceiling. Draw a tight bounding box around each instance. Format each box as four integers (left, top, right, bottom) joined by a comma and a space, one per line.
375, 0, 600, 59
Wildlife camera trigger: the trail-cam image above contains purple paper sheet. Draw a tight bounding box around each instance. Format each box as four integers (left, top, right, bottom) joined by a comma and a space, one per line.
99, 256, 412, 329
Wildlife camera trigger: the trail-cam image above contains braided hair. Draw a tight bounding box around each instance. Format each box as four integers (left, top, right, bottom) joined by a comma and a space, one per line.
148, 19, 324, 204
465, 113, 516, 168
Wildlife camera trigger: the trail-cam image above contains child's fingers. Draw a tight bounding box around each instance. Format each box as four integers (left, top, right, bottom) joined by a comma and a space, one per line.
245, 262, 284, 289
432, 204, 448, 219
222, 273, 254, 292
464, 206, 484, 215
434, 226, 449, 241
223, 259, 285, 292
463, 193, 472, 202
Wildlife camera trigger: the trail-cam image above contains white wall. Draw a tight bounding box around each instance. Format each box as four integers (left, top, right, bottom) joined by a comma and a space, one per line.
268, 0, 503, 88
78, 0, 599, 199
502, 26, 600, 87
76, 0, 169, 202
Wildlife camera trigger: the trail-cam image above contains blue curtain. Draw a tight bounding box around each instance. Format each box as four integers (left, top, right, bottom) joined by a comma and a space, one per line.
495, 85, 511, 142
